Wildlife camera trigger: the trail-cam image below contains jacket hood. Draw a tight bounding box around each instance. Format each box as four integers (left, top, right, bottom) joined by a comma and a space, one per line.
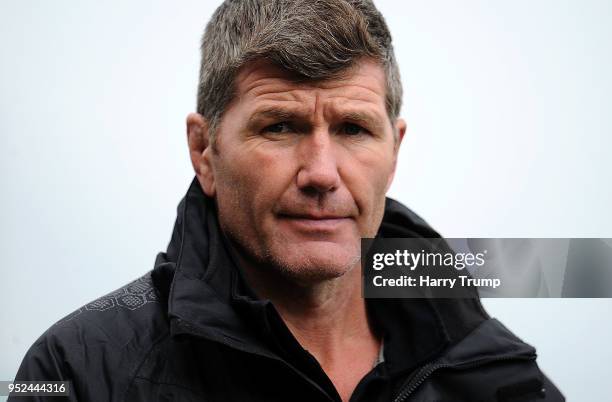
152, 178, 492, 375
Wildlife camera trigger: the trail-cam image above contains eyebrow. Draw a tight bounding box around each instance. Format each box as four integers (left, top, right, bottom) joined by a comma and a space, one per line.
246, 107, 304, 130
337, 110, 385, 131
245, 106, 386, 132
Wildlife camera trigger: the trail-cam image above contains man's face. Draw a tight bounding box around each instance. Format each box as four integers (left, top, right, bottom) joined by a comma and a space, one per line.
189, 58, 405, 284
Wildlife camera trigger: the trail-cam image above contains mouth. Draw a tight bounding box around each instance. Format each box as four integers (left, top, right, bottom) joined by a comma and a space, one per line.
277, 213, 352, 232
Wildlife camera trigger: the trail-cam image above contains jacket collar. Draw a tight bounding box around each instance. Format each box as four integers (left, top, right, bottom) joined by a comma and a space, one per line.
152, 178, 488, 375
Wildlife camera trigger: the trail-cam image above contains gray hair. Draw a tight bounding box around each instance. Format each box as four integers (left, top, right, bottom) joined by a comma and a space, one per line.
196, 0, 402, 140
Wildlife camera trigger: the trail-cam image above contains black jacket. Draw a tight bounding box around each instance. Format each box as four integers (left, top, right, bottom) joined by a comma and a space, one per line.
11, 179, 564, 401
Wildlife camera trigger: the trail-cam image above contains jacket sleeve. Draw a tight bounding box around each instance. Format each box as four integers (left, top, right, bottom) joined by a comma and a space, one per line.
541, 372, 565, 402
8, 331, 80, 402
496, 367, 565, 402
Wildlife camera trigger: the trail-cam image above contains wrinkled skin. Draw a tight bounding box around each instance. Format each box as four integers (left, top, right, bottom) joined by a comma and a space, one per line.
187, 58, 405, 285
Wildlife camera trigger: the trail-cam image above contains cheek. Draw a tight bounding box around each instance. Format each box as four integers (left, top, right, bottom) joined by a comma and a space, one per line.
214, 147, 294, 223
339, 148, 395, 231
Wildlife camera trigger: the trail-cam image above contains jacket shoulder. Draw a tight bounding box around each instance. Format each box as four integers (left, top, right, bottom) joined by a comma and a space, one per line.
425, 318, 565, 401
52, 271, 165, 334
382, 197, 443, 238
12, 272, 170, 401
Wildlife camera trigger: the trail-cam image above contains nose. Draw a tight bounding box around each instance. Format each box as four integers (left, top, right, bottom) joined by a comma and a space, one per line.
296, 130, 341, 194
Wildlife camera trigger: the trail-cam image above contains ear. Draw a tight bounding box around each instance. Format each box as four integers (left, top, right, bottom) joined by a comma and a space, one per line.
385, 118, 407, 192
186, 113, 216, 197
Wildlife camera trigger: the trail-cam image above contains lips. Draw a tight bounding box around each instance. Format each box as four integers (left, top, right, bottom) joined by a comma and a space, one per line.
280, 212, 348, 220
277, 213, 351, 232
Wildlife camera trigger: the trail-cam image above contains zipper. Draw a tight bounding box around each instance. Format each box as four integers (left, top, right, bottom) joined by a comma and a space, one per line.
392, 354, 537, 402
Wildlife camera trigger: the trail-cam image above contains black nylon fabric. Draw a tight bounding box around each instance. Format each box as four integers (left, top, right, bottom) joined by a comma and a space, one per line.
10, 178, 564, 401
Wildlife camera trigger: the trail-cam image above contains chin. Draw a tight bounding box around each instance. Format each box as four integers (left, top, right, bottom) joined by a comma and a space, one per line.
265, 242, 361, 285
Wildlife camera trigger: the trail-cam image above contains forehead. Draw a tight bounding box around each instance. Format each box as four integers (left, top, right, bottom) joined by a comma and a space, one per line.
232, 58, 388, 112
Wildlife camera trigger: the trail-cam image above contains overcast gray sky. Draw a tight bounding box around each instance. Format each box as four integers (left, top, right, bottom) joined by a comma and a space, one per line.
1, 1, 611, 400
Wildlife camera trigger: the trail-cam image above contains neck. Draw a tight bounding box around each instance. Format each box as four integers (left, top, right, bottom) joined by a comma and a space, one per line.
255, 267, 373, 351
237, 253, 381, 402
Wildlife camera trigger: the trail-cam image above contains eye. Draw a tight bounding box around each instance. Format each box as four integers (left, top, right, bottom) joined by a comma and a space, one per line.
263, 122, 292, 134
341, 123, 368, 136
